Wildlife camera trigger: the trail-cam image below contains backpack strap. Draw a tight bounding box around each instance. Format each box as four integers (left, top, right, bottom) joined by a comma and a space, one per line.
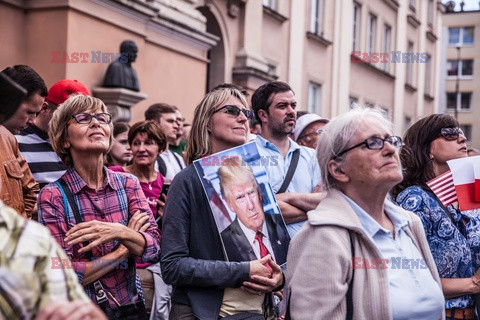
276, 149, 300, 194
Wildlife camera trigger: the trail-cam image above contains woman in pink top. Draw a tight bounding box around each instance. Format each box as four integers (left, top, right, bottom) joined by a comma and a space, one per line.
110, 121, 167, 218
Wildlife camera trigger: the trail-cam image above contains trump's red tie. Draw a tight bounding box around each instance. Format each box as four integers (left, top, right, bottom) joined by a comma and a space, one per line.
255, 231, 273, 272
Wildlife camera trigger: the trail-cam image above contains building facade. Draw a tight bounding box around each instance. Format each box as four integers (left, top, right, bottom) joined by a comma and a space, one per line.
441, 5, 480, 148
1, 0, 444, 134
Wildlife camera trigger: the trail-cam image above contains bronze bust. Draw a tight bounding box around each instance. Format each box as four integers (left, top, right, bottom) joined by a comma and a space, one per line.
103, 40, 140, 92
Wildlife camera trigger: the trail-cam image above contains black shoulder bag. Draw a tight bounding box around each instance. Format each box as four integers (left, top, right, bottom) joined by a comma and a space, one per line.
276, 149, 300, 194
56, 178, 147, 320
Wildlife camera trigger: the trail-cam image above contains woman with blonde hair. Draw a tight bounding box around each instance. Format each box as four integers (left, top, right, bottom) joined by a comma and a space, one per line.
161, 86, 284, 319
38, 95, 160, 319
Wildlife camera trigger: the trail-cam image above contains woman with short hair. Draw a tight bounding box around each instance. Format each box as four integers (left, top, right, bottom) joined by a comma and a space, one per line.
286, 107, 444, 319
38, 95, 160, 318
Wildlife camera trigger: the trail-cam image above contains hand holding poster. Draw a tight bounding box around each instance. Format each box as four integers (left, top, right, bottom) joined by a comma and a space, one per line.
193, 142, 290, 269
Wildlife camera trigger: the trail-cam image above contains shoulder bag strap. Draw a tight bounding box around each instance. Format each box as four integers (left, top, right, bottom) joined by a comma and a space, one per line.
346, 231, 355, 320
284, 230, 355, 320
55, 179, 110, 308
172, 151, 184, 169
156, 156, 167, 177
276, 149, 300, 194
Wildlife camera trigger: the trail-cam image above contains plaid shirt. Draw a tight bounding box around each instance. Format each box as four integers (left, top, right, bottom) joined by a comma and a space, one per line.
0, 201, 89, 318
38, 167, 161, 307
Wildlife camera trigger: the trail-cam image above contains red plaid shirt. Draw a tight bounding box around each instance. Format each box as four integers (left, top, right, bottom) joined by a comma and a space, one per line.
38, 167, 161, 307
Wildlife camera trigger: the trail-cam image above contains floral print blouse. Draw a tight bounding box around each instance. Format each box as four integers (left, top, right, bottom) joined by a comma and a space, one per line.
396, 185, 480, 309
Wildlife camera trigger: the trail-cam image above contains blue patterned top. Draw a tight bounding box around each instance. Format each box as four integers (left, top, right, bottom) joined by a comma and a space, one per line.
396, 185, 480, 309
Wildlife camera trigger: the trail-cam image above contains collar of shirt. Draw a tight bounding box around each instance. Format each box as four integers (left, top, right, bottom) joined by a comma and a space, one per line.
237, 217, 269, 247
63, 167, 121, 194
341, 193, 409, 239
28, 124, 49, 140
255, 135, 300, 155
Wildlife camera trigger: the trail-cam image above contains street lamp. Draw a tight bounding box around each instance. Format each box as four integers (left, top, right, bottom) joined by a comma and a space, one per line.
454, 44, 461, 120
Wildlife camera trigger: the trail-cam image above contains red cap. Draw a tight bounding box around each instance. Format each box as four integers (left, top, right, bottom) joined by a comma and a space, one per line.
45, 79, 90, 105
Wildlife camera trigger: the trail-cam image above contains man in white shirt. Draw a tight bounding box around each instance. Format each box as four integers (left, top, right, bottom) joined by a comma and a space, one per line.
145, 103, 185, 180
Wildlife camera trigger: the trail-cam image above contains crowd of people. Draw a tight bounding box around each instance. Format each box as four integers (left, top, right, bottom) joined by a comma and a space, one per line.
1, 63, 479, 320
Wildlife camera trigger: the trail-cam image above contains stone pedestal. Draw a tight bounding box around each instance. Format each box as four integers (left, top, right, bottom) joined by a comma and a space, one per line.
92, 87, 147, 122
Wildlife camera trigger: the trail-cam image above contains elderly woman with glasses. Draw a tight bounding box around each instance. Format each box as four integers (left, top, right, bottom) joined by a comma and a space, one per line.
393, 114, 480, 320
286, 107, 444, 319
161, 86, 284, 320
38, 95, 160, 318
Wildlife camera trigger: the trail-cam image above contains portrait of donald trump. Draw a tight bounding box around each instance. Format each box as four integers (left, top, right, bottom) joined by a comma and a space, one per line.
217, 157, 290, 266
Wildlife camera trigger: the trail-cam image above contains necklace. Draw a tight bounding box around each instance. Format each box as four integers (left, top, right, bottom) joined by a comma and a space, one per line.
147, 181, 153, 190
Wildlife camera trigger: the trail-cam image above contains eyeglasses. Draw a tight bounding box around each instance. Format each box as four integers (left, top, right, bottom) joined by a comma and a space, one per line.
213, 105, 254, 120
439, 127, 465, 140
71, 113, 112, 125
335, 136, 404, 158
298, 129, 323, 141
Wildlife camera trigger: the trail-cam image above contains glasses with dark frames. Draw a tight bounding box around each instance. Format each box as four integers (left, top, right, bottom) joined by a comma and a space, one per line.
438, 127, 465, 141
71, 113, 112, 125
213, 105, 254, 120
335, 136, 404, 159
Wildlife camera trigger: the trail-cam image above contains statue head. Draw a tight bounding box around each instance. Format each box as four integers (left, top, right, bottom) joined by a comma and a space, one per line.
120, 40, 138, 63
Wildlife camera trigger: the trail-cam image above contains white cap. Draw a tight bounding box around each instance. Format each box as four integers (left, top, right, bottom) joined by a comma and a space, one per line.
293, 114, 329, 141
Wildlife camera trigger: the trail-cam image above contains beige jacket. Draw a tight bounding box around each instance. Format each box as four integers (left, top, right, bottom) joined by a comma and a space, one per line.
286, 189, 444, 320
0, 125, 39, 218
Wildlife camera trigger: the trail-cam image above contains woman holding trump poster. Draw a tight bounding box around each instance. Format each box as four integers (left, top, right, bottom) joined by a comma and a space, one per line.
393, 114, 480, 320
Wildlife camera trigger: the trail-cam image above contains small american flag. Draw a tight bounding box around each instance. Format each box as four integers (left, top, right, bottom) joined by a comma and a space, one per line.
426, 170, 457, 206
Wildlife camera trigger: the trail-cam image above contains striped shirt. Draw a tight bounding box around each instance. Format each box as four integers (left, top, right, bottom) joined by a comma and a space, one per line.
16, 124, 66, 189
38, 167, 161, 307
0, 201, 89, 318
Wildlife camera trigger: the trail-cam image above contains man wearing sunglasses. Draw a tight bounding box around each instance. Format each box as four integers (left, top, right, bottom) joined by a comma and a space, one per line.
16, 79, 90, 190
252, 81, 325, 237
0, 65, 44, 218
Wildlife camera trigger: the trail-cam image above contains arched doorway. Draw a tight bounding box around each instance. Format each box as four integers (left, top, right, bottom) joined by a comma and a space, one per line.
197, 5, 226, 92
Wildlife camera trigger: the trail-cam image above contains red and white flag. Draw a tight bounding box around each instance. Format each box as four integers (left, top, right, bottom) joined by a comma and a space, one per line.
426, 170, 457, 207
447, 156, 480, 211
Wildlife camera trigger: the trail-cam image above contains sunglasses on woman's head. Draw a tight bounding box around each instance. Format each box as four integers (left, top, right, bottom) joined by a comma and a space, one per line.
213, 105, 254, 120
439, 127, 464, 140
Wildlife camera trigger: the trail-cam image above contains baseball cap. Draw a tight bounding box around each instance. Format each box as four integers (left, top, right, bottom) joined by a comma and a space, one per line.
45, 79, 90, 105
293, 113, 329, 141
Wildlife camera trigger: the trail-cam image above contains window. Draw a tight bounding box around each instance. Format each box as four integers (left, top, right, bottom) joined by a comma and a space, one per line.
409, 0, 416, 10
365, 101, 375, 109
447, 92, 472, 111
424, 54, 432, 95
382, 24, 391, 72
404, 116, 412, 132
461, 92, 472, 109
263, 0, 276, 10
427, 0, 434, 27
406, 41, 414, 85
349, 96, 359, 109
447, 59, 474, 76
352, 2, 361, 51
460, 124, 472, 141
310, 0, 324, 35
367, 13, 377, 56
308, 82, 322, 114
449, 27, 474, 45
